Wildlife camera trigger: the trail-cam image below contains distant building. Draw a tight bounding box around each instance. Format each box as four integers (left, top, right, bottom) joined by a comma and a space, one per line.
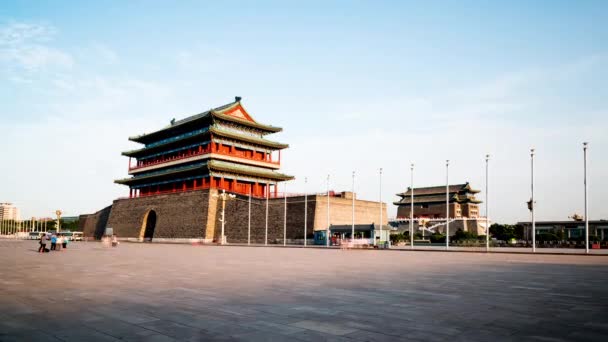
518, 220, 608, 241
394, 182, 482, 219
0, 203, 20, 221
392, 183, 487, 235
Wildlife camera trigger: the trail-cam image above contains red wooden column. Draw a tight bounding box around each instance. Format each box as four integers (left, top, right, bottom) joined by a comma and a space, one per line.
274, 183, 278, 197
193, 179, 197, 189
182, 181, 186, 191
129, 188, 133, 198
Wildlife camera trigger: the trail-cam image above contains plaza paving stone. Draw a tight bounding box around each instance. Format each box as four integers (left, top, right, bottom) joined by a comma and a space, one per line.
1, 239, 607, 341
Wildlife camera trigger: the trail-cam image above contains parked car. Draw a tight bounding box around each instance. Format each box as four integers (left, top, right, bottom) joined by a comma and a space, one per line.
28, 232, 44, 240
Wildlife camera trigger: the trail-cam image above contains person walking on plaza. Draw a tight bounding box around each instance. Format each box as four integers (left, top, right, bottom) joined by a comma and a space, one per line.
50, 234, 57, 251
62, 235, 69, 249
57, 235, 63, 251
38, 234, 47, 253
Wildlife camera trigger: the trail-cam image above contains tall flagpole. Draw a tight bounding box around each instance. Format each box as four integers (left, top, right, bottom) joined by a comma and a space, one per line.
584, 142, 589, 254
446, 160, 450, 250
304, 177, 308, 246
248, 187, 251, 245
326, 174, 330, 247
352, 171, 355, 241
265, 182, 269, 246
379, 168, 383, 246
410, 163, 414, 249
283, 182, 287, 246
531, 148, 536, 253
485, 154, 490, 252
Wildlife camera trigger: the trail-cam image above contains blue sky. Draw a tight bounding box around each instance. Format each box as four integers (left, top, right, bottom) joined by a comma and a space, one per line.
1, 1, 607, 222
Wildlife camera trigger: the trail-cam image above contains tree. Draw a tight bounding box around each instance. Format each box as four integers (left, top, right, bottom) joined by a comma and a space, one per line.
489, 223, 524, 241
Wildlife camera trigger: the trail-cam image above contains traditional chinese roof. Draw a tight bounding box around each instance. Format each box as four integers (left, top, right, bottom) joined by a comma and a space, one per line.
208, 160, 293, 181
114, 162, 207, 185
128, 98, 282, 144
114, 160, 293, 186
121, 125, 288, 158
393, 194, 482, 205
396, 183, 480, 197
394, 182, 482, 205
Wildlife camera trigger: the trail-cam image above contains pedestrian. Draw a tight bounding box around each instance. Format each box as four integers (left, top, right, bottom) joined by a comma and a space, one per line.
50, 234, 57, 251
38, 234, 46, 253
62, 235, 69, 249
57, 235, 63, 251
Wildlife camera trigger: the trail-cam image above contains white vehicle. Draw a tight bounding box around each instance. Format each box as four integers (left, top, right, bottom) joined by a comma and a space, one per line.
28, 232, 45, 240
71, 232, 84, 241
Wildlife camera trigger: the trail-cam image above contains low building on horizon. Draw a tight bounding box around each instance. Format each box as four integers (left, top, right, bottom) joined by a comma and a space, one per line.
518, 219, 608, 241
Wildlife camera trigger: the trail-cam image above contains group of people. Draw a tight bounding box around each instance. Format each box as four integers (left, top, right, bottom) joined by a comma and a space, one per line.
102, 234, 119, 248
38, 233, 69, 253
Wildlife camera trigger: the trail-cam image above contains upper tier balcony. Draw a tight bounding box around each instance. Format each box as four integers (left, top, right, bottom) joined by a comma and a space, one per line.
128, 143, 280, 174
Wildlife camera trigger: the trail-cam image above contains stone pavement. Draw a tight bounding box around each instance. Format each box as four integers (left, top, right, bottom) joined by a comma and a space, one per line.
1, 240, 607, 341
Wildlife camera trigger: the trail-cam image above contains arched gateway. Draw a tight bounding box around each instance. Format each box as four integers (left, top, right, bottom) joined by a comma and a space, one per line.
140, 210, 157, 242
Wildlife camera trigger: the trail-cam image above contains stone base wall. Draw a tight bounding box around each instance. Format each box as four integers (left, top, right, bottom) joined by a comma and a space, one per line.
79, 205, 112, 239
94, 190, 388, 243
107, 190, 211, 239
218, 195, 317, 244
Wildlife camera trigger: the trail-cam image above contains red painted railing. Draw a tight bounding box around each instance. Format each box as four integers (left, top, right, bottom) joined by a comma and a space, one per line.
129, 146, 279, 171
119, 186, 301, 200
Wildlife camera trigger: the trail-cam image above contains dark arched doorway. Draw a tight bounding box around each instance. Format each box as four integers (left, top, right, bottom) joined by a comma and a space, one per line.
143, 210, 157, 242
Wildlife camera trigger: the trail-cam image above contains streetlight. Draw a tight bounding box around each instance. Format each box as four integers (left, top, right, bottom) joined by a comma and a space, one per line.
379, 168, 383, 247
352, 171, 355, 242
283, 181, 287, 246
485, 154, 490, 252
410, 163, 414, 249
446, 160, 450, 250
55, 210, 62, 233
304, 177, 308, 246
265, 182, 269, 246
326, 174, 330, 247
530, 148, 536, 253
584, 142, 589, 254
213, 189, 236, 245
248, 187, 251, 245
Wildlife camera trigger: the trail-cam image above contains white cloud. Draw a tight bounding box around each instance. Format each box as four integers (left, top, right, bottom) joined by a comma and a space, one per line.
90, 42, 119, 64
0, 21, 73, 74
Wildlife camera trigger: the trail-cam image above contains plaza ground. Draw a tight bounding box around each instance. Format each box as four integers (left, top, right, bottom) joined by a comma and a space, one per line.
1, 240, 607, 341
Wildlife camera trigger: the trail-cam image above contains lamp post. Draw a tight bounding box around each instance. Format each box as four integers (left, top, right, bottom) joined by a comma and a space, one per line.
283, 182, 287, 246
265, 182, 269, 246
214, 189, 236, 245
248, 187, 251, 245
446, 160, 450, 250
410, 163, 414, 249
352, 171, 355, 242
304, 177, 308, 246
379, 168, 383, 247
584, 142, 589, 254
530, 148, 536, 253
485, 154, 490, 253
55, 210, 62, 233
326, 174, 330, 247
